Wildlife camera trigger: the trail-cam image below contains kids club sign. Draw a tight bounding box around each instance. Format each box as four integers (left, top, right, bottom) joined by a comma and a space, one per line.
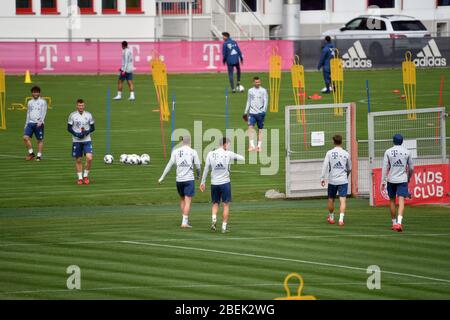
372, 164, 450, 206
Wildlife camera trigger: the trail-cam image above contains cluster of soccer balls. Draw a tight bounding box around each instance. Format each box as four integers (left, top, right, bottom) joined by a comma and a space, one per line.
103, 154, 150, 165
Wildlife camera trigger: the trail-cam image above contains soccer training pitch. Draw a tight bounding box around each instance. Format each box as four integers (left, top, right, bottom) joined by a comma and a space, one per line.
0, 69, 449, 299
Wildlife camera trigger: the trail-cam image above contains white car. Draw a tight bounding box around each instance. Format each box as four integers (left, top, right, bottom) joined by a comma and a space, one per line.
322, 15, 431, 61
323, 15, 430, 40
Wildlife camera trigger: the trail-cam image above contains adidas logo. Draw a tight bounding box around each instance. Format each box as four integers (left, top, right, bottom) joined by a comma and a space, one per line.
333, 161, 344, 169
342, 41, 372, 69
414, 39, 447, 67
215, 163, 225, 170
392, 159, 404, 167
179, 160, 191, 167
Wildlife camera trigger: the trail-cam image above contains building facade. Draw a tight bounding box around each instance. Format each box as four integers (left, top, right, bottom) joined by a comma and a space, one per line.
0, 0, 449, 40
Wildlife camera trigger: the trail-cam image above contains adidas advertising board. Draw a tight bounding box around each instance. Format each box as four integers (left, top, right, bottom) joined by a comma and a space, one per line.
341, 41, 373, 69
413, 39, 447, 67
294, 37, 449, 70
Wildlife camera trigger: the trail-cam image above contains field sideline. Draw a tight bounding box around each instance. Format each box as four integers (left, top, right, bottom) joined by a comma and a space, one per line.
0, 69, 449, 299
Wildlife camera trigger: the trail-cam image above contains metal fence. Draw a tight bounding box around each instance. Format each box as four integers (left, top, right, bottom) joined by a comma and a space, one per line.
285, 103, 357, 198
367, 108, 447, 205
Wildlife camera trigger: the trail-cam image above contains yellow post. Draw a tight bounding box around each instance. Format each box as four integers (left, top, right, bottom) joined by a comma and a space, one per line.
402, 51, 416, 120
269, 47, 282, 113
330, 49, 344, 116
150, 53, 170, 121
291, 55, 306, 123
0, 68, 6, 129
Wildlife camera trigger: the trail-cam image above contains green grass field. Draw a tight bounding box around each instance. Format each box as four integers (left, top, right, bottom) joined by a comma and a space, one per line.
0, 69, 449, 299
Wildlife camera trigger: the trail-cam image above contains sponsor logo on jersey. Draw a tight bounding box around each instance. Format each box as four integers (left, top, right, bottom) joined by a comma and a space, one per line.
214, 163, 226, 170
392, 159, 404, 167
342, 41, 372, 69
333, 161, 344, 169
179, 160, 191, 167
414, 39, 447, 67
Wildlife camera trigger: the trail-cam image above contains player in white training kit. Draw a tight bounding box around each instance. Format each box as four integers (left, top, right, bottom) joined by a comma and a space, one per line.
67, 99, 95, 185
23, 86, 47, 161
158, 136, 201, 228
243, 76, 268, 152
113, 41, 135, 101
200, 137, 245, 233
320, 134, 352, 226
381, 134, 414, 232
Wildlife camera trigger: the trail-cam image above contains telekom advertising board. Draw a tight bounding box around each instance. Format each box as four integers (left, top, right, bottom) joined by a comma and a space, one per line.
372, 164, 450, 206
0, 40, 293, 74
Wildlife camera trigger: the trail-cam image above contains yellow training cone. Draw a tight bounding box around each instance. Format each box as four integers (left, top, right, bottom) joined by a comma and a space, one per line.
24, 70, 32, 84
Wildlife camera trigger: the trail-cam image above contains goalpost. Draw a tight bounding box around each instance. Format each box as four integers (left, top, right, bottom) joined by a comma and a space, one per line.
285, 103, 358, 198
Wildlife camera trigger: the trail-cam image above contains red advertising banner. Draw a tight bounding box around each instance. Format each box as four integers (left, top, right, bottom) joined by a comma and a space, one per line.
372, 164, 450, 206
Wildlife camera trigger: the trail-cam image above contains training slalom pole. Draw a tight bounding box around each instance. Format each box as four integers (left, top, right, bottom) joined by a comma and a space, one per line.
366, 80, 371, 113
106, 87, 111, 155
171, 93, 176, 151
225, 87, 229, 131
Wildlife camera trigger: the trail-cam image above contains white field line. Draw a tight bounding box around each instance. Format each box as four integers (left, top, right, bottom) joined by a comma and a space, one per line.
1, 232, 450, 248
1, 281, 449, 296
122, 240, 450, 284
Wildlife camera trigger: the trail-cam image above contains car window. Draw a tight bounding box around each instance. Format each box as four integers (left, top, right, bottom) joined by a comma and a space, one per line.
346, 18, 363, 30
391, 20, 427, 31
365, 18, 387, 31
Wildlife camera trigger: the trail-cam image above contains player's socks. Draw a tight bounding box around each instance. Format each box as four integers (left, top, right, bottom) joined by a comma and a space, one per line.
83, 170, 89, 178
36, 153, 42, 161
182, 215, 189, 226
249, 140, 256, 151
222, 222, 228, 233
28, 148, 33, 154
113, 92, 122, 100
129, 91, 135, 101
339, 213, 345, 226
77, 172, 83, 180
257, 141, 262, 152
397, 216, 403, 225
212, 214, 217, 224
327, 213, 335, 224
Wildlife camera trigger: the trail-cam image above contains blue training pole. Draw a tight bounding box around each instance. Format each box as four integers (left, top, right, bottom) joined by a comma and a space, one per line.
106, 87, 111, 155
171, 93, 176, 151
366, 80, 371, 113
225, 87, 229, 130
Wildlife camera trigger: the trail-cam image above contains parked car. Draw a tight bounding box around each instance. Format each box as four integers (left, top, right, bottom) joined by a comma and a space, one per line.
322, 15, 431, 62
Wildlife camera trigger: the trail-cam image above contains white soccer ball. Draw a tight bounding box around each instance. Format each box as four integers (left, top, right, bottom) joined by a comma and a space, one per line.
103, 154, 114, 164
119, 154, 128, 163
125, 155, 133, 164
140, 154, 150, 165
129, 154, 139, 165
236, 84, 245, 93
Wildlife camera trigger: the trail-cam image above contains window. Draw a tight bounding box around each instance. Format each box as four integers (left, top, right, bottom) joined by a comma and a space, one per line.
126, 0, 143, 13
368, 0, 395, 8
345, 18, 364, 30
78, 0, 95, 14
102, 0, 118, 13
391, 20, 427, 31
437, 0, 450, 6
41, 0, 58, 14
364, 18, 387, 31
300, 0, 326, 11
243, 0, 256, 12
16, 0, 33, 14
